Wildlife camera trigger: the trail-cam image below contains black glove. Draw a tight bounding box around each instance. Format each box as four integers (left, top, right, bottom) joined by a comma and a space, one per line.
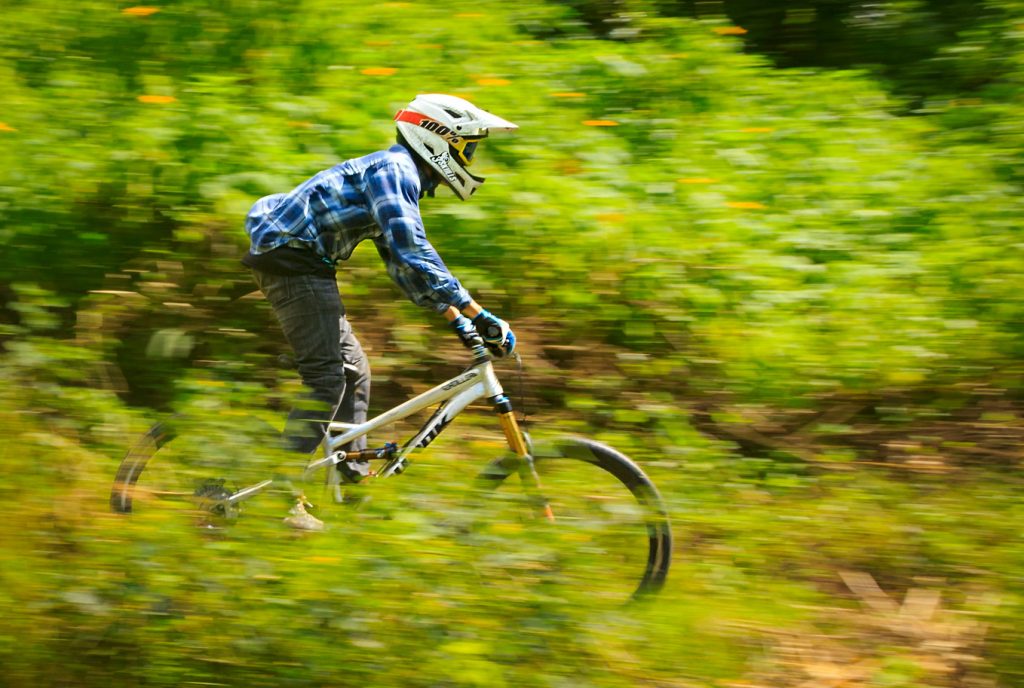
472, 309, 516, 358
450, 315, 482, 350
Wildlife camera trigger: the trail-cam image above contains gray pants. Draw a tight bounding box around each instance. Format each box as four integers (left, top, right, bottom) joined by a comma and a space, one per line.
252, 270, 370, 454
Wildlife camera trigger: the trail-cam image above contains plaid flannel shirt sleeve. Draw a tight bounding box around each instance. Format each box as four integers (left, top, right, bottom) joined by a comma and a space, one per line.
367, 162, 472, 313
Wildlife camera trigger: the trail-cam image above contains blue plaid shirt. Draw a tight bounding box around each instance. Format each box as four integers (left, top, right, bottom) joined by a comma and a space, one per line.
245, 144, 472, 313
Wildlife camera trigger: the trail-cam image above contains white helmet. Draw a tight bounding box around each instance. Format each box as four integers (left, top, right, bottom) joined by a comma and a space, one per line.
394, 94, 518, 200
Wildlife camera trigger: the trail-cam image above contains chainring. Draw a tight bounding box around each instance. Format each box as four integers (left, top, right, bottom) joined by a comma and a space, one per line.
192, 478, 240, 519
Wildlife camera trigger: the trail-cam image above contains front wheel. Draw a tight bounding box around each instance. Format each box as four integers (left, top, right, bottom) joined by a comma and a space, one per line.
474, 437, 672, 602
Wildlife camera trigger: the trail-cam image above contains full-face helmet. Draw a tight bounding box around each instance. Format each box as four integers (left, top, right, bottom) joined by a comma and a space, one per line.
395, 94, 518, 200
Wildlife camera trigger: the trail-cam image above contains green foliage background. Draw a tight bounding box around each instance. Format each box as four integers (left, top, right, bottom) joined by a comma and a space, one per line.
1, 1, 1023, 685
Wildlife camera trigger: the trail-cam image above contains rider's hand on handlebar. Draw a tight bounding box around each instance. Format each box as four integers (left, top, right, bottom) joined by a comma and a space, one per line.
450, 314, 482, 350
472, 309, 516, 358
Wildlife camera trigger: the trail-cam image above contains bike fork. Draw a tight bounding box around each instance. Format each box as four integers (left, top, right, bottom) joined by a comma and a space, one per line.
493, 395, 555, 522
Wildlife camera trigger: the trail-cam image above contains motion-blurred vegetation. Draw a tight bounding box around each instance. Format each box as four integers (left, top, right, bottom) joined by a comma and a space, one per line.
1, 0, 1023, 685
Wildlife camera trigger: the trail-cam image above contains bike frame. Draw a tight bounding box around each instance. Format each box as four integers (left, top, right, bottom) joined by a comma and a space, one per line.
224, 347, 537, 508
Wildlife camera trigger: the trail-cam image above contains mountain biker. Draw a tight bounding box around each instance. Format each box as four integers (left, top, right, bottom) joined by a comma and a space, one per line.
242, 94, 518, 529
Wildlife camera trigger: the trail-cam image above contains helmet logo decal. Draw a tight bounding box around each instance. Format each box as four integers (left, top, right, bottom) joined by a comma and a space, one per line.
418, 118, 461, 144
429, 151, 460, 185
395, 109, 471, 144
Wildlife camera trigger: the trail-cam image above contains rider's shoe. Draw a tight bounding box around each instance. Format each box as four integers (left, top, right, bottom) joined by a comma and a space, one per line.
284, 499, 324, 531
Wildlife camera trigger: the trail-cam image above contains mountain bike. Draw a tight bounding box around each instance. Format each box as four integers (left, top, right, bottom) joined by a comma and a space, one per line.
110, 340, 673, 600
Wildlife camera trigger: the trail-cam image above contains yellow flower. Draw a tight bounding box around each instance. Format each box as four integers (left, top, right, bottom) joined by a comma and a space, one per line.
137, 95, 177, 104
361, 67, 398, 76
122, 6, 160, 16
714, 26, 748, 35
583, 119, 619, 127
725, 201, 766, 209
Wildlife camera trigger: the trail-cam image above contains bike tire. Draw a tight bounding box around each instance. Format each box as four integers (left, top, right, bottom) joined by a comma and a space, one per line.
111, 420, 178, 514
111, 414, 278, 521
475, 437, 672, 601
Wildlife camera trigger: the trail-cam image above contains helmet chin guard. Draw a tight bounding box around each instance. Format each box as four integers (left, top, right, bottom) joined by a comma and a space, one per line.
395, 94, 517, 200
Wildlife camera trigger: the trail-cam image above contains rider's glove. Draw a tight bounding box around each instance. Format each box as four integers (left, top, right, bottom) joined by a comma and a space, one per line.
472, 309, 516, 358
450, 315, 481, 350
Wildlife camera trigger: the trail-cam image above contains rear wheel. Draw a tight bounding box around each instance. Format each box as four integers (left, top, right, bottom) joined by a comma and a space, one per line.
111, 415, 278, 525
474, 438, 672, 602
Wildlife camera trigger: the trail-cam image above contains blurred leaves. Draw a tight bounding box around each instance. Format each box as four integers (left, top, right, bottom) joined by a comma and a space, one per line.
1, 0, 1024, 686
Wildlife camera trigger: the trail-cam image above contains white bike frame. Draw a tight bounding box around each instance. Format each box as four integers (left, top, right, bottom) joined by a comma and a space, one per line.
225, 350, 537, 507
315, 355, 507, 476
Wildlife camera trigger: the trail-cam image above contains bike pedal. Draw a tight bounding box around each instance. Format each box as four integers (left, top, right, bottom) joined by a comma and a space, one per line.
337, 459, 372, 484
